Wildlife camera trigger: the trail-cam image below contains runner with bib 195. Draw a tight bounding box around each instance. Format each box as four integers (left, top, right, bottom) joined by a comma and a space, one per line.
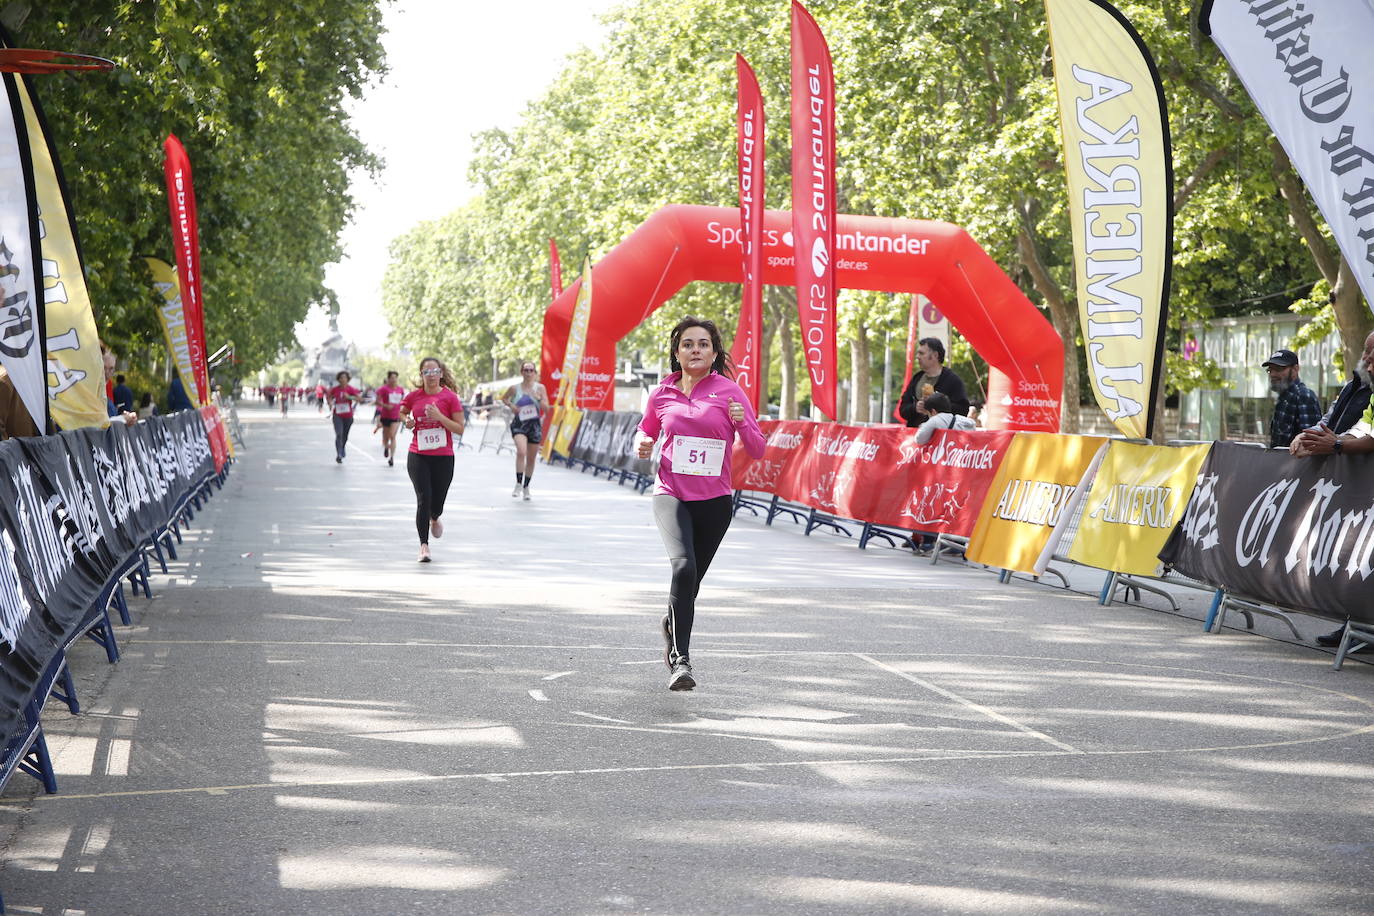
636, 316, 765, 691
399, 357, 466, 563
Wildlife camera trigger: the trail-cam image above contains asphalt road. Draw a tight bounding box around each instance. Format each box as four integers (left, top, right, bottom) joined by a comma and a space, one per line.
2, 403, 1371, 915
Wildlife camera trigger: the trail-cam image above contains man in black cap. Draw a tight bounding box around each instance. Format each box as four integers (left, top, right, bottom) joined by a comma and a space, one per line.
1262, 348, 1321, 449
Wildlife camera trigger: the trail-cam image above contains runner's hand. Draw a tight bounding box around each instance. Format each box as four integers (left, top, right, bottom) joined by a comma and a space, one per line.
424, 403, 442, 420
637, 435, 654, 459
727, 397, 744, 424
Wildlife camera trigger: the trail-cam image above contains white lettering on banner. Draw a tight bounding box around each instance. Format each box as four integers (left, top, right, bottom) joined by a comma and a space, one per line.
12, 464, 72, 603
921, 438, 998, 470
0, 529, 32, 652
706, 220, 930, 257
92, 445, 131, 525
766, 430, 804, 450
1235, 477, 1300, 568
811, 431, 880, 462
1088, 483, 1175, 528
45, 328, 87, 397
50, 453, 106, 555
990, 478, 1078, 527
1072, 64, 1147, 424
1180, 473, 1221, 550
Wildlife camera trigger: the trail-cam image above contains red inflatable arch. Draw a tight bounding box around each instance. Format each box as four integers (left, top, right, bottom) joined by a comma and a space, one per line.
542, 204, 1062, 431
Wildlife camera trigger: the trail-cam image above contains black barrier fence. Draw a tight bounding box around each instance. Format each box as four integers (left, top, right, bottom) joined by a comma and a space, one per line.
0, 411, 216, 780
1161, 442, 1374, 627
562, 410, 655, 485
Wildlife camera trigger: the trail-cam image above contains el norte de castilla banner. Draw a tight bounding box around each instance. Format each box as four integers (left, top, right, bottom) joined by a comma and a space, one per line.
1045, 0, 1172, 439
1202, 0, 1374, 312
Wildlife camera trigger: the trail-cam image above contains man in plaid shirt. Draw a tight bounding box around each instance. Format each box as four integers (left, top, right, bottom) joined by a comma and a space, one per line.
1263, 348, 1322, 449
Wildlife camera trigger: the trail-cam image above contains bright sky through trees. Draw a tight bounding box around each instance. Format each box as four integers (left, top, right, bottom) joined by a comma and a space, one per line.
300, 0, 620, 350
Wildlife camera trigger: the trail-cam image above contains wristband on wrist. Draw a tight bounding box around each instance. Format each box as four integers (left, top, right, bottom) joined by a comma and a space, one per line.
1332, 438, 1343, 454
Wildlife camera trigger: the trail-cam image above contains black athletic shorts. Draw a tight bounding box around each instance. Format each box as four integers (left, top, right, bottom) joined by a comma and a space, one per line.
380, 417, 399, 427
510, 419, 542, 444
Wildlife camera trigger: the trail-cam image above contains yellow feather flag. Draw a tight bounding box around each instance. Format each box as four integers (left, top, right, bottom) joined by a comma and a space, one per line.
1045, 0, 1172, 439
146, 257, 201, 407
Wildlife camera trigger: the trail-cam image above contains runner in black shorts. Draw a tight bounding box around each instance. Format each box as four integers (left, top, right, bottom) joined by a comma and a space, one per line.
502, 361, 549, 501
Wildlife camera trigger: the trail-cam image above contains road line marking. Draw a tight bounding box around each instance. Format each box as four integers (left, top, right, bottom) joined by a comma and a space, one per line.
854, 653, 1081, 753
528, 690, 549, 702
569, 711, 633, 724
543, 671, 576, 681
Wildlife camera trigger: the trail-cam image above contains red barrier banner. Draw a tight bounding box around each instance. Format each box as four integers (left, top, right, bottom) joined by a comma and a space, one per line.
774, 424, 901, 518
732, 420, 814, 495
894, 428, 1015, 535
790, 0, 837, 420
199, 405, 227, 473
164, 134, 208, 405
730, 53, 765, 412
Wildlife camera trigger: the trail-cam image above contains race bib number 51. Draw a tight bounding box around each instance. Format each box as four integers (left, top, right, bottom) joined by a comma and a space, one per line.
672, 435, 725, 477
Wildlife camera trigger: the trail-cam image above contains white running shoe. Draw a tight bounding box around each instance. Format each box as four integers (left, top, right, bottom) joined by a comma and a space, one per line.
668, 659, 695, 691
512, 483, 522, 498
522, 487, 531, 501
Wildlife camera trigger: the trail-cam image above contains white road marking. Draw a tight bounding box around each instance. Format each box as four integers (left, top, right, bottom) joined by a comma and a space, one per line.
854, 653, 1080, 753
528, 689, 549, 702
569, 711, 633, 724
543, 671, 576, 681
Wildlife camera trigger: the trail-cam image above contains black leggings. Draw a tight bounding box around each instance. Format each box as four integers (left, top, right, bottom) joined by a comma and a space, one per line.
332, 414, 353, 459
651, 494, 733, 661
407, 452, 455, 544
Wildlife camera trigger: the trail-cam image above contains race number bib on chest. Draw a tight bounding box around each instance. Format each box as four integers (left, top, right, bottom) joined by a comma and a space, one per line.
387, 392, 403, 405
416, 426, 446, 451
517, 404, 538, 421
333, 402, 352, 415
672, 435, 725, 477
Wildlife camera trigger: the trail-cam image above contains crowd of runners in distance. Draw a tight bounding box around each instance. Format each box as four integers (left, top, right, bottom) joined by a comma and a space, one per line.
253, 319, 764, 692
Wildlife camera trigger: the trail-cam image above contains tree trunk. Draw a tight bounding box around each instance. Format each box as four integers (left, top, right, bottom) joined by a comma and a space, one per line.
1015, 220, 1079, 433
1271, 140, 1374, 372
1332, 257, 1374, 373
850, 320, 871, 424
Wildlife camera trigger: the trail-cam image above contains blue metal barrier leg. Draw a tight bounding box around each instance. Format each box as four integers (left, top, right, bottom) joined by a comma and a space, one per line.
1098, 571, 1117, 606
20, 729, 58, 794
113, 582, 132, 626
1203, 588, 1224, 632
50, 662, 79, 715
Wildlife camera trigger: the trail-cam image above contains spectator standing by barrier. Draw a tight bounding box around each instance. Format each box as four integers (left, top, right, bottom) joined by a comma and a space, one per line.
400, 357, 465, 563
374, 370, 406, 467
1262, 348, 1321, 449
637, 317, 766, 691
112, 374, 135, 413
1289, 332, 1374, 651
502, 361, 549, 500
100, 341, 138, 427
898, 338, 969, 428
328, 370, 361, 462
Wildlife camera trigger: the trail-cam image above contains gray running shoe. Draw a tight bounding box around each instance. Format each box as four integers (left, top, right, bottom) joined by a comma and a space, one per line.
660, 614, 675, 669
511, 483, 522, 498
668, 658, 695, 691
522, 486, 531, 501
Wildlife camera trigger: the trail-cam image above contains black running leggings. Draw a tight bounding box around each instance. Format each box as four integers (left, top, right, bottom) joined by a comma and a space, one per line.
407, 451, 455, 544
651, 494, 733, 661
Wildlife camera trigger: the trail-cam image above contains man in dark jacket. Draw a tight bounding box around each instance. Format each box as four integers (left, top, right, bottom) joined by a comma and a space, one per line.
898, 338, 969, 428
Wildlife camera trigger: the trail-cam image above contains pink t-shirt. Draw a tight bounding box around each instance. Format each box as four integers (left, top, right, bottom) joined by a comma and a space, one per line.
375, 384, 406, 420
637, 371, 766, 501
402, 387, 465, 456
328, 385, 360, 416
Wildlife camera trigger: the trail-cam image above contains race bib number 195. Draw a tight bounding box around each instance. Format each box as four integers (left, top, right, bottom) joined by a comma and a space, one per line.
417, 426, 446, 451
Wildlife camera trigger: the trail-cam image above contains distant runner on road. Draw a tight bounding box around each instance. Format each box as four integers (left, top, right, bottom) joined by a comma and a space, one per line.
374, 370, 407, 467
328, 371, 362, 463
636, 316, 765, 691
502, 360, 550, 501
400, 357, 465, 563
